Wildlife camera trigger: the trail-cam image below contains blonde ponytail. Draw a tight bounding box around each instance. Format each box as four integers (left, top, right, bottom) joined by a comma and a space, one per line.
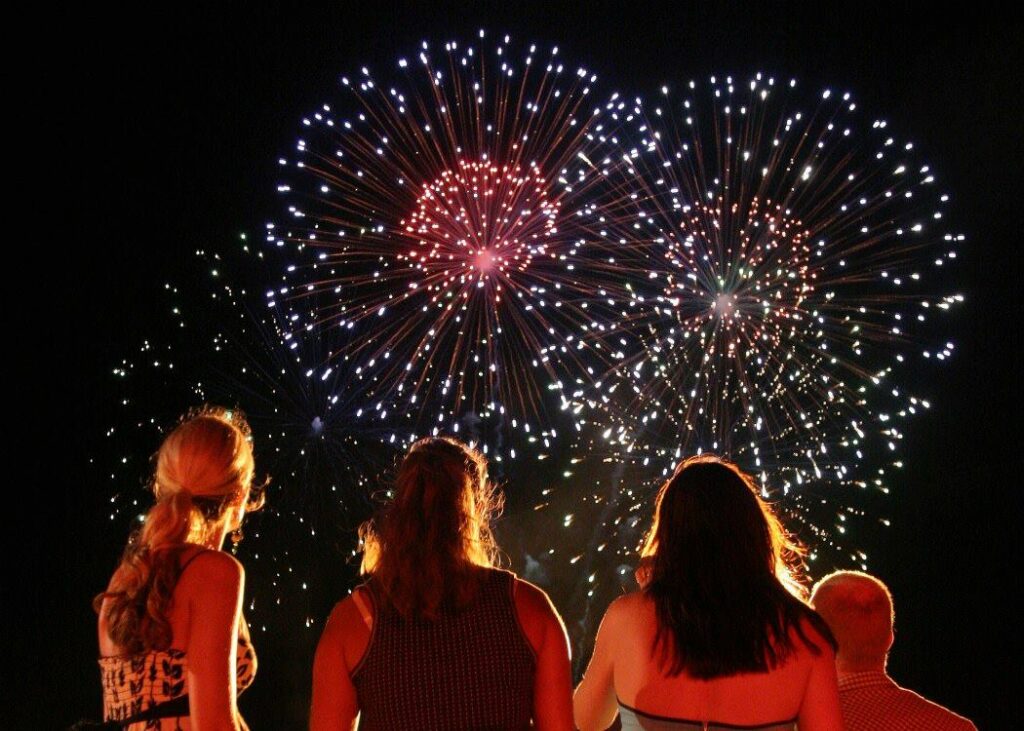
96, 407, 258, 653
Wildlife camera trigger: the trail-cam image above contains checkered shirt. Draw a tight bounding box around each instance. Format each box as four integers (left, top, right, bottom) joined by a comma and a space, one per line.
838, 671, 976, 731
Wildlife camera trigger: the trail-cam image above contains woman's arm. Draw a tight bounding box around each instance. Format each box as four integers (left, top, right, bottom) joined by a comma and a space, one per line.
797, 627, 843, 731
184, 551, 246, 731
514, 579, 574, 731
573, 597, 622, 731
310, 597, 362, 731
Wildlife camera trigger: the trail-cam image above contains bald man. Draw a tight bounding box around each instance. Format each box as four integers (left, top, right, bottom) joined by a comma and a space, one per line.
810, 571, 976, 731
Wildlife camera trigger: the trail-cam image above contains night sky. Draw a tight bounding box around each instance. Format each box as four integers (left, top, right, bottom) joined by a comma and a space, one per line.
17, 4, 1021, 729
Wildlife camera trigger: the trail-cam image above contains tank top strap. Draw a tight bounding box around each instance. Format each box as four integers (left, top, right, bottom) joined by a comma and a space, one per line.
495, 565, 516, 591
352, 584, 375, 628
178, 547, 209, 576
358, 578, 384, 615
491, 567, 518, 608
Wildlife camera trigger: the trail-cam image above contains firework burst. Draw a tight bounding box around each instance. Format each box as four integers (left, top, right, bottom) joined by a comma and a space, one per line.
102, 55, 962, 666
269, 32, 644, 445
563, 73, 962, 565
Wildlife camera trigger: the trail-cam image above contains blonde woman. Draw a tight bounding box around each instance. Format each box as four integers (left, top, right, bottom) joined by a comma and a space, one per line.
311, 437, 573, 731
93, 408, 263, 730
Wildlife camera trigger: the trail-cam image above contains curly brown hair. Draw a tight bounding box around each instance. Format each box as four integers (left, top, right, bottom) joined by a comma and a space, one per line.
359, 437, 501, 619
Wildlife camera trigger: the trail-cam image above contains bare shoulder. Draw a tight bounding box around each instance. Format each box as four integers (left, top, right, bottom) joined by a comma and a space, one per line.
591, 592, 654, 662
513, 576, 557, 614
602, 591, 649, 628
178, 550, 244, 595
318, 589, 374, 672
610, 590, 648, 611
512, 573, 552, 602
326, 591, 365, 630
324, 587, 377, 643
794, 611, 836, 660
187, 548, 243, 577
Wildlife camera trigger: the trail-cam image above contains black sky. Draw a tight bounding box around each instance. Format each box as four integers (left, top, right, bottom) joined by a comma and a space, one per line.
17, 3, 1022, 728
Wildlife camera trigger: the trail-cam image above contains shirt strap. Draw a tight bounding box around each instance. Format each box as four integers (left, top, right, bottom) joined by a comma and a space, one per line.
178, 547, 210, 576
353, 587, 374, 629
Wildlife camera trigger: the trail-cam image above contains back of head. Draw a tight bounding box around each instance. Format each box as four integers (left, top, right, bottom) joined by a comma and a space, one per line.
811, 571, 894, 672
360, 437, 500, 619
643, 455, 831, 678
96, 407, 260, 653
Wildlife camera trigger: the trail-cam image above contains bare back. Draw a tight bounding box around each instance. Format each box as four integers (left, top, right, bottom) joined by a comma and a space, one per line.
616, 593, 821, 719
99, 547, 200, 659
574, 593, 841, 731
97, 547, 253, 731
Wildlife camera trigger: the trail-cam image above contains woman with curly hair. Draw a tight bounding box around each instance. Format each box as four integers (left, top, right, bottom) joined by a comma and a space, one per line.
311, 436, 573, 731
93, 408, 264, 730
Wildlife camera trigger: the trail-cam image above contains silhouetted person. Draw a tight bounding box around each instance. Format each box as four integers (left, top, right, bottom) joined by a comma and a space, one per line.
310, 437, 573, 730
811, 571, 976, 730
574, 455, 842, 731
92, 407, 264, 730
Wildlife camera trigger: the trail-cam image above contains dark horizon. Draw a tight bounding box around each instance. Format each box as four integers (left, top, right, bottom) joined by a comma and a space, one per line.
17, 4, 1021, 728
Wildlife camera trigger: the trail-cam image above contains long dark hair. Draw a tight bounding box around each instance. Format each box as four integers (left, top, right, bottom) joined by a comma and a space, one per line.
641, 455, 834, 678
359, 437, 501, 619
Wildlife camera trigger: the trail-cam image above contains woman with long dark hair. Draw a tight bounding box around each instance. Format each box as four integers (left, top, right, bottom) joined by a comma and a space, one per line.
573, 455, 842, 730
93, 407, 263, 730
310, 436, 574, 731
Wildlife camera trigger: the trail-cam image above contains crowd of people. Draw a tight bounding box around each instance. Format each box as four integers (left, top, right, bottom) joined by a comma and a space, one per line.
81, 407, 977, 730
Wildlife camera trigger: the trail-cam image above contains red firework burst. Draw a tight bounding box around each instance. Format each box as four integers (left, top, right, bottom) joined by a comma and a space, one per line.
400, 159, 560, 300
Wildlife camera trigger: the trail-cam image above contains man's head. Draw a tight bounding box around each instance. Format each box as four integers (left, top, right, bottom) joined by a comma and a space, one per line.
811, 571, 895, 673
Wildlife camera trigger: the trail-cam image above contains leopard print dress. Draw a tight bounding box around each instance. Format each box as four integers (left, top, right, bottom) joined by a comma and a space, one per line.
98, 627, 256, 729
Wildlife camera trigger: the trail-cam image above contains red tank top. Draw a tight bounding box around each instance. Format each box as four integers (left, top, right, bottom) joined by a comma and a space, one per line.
352, 568, 537, 730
